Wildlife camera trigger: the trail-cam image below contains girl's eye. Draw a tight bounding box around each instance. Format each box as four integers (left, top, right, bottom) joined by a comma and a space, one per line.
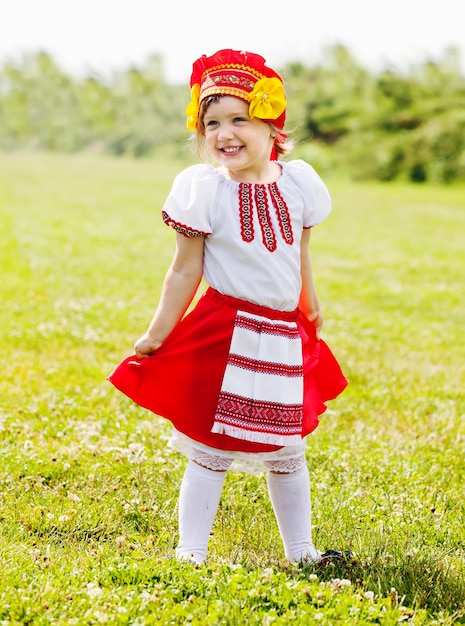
233, 116, 247, 123
205, 120, 218, 128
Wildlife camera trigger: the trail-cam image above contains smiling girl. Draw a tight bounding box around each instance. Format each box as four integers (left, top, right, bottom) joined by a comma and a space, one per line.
109, 49, 350, 566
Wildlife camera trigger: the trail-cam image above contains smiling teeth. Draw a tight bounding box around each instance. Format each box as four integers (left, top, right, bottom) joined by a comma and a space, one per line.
223, 147, 239, 152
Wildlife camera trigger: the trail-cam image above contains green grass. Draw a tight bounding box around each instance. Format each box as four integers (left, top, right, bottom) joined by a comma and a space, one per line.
0, 152, 464, 624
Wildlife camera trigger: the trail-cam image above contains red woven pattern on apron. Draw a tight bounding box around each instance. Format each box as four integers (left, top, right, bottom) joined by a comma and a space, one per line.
211, 309, 305, 445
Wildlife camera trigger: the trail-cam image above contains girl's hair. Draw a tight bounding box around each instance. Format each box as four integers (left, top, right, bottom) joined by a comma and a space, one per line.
190, 95, 295, 162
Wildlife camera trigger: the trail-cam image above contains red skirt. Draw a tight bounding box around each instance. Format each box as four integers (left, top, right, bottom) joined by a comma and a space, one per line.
108, 288, 348, 453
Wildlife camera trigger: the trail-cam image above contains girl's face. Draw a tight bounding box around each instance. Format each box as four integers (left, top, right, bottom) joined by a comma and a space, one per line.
202, 96, 276, 181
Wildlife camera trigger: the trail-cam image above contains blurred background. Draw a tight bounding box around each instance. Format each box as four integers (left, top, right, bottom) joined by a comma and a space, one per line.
1, 0, 464, 183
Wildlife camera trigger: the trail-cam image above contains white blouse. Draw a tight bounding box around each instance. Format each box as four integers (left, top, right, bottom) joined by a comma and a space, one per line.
162, 160, 331, 312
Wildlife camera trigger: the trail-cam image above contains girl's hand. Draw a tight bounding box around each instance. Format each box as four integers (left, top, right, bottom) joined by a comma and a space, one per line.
132, 233, 205, 361
308, 310, 323, 339
134, 333, 163, 360
299, 229, 323, 340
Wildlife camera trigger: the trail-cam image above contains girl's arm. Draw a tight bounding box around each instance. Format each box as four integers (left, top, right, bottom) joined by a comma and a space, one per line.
134, 232, 205, 359
299, 228, 323, 338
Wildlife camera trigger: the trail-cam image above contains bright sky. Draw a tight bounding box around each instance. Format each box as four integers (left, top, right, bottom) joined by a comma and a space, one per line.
1, 0, 464, 83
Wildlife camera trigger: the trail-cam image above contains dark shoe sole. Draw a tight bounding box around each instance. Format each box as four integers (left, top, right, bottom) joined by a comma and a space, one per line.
317, 549, 355, 567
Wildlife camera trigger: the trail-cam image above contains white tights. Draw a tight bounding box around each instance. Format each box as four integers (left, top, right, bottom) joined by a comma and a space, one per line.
175, 454, 320, 564
175, 460, 227, 564
266, 464, 321, 562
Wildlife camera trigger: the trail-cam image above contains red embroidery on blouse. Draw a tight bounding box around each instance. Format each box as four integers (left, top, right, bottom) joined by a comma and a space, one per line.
269, 182, 294, 245
238, 183, 254, 242
237, 183, 294, 251
255, 185, 276, 252
162, 211, 211, 238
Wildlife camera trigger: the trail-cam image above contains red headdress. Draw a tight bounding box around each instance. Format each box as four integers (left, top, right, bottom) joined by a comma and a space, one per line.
186, 49, 287, 132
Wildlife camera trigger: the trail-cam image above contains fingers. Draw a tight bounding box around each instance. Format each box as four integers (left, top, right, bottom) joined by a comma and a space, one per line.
134, 336, 160, 359
308, 311, 323, 339
134, 344, 154, 359
134, 350, 149, 360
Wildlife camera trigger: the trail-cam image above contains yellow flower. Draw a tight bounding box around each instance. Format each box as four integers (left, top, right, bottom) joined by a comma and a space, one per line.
186, 83, 200, 131
248, 77, 286, 121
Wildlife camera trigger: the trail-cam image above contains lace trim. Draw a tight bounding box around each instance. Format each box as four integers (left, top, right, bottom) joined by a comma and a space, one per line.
191, 448, 306, 474
191, 449, 306, 473
264, 455, 306, 473
191, 449, 233, 471
169, 430, 307, 475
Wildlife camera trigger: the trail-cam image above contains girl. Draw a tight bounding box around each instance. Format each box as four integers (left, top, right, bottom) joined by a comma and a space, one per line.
109, 49, 349, 566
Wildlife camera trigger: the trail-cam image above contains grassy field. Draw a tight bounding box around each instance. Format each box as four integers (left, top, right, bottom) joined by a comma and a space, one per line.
0, 152, 464, 624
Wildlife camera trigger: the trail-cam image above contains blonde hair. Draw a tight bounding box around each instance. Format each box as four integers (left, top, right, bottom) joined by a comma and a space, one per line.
190, 95, 294, 162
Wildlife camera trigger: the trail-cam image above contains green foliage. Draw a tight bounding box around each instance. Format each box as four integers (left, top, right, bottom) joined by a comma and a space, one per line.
1, 46, 465, 181
0, 52, 190, 157
1, 153, 465, 623
287, 46, 465, 184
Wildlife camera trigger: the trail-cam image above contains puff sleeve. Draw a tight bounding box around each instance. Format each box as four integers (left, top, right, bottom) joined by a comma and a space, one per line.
161, 164, 220, 237
285, 160, 332, 228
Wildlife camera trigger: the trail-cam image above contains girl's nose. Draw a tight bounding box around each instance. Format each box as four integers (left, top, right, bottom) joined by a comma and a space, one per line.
217, 124, 234, 140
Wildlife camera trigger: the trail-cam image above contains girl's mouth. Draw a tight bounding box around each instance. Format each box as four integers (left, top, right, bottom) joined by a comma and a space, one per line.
220, 146, 242, 155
